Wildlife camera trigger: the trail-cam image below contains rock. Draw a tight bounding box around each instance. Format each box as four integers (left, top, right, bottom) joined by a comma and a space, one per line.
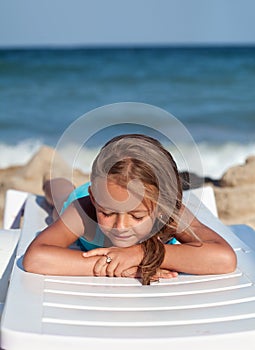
214, 184, 255, 224
1, 145, 88, 193
214, 155, 255, 229
0, 146, 89, 227
179, 156, 255, 230
220, 156, 255, 187
179, 171, 204, 190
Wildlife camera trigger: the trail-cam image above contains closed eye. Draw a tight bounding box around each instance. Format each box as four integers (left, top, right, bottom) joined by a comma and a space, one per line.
131, 215, 146, 221
101, 211, 114, 217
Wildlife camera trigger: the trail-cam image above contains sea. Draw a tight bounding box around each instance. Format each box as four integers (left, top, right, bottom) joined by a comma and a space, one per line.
1, 46, 255, 179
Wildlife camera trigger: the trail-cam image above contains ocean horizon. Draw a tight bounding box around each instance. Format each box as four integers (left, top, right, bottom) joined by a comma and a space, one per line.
1, 46, 255, 178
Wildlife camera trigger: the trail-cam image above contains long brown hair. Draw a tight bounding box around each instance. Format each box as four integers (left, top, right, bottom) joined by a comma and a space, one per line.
91, 134, 183, 285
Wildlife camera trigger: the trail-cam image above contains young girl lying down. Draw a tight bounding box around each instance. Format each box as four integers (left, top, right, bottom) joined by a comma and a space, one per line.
23, 134, 236, 285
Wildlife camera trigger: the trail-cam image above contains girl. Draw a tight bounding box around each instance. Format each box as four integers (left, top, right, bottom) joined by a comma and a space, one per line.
23, 134, 237, 285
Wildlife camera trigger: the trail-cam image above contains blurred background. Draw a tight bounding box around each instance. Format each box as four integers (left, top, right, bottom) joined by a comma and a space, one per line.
0, 0, 255, 178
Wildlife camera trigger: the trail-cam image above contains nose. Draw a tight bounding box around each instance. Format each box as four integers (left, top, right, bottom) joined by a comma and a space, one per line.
114, 214, 129, 230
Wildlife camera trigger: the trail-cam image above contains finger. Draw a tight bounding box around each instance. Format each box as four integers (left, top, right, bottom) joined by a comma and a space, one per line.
106, 261, 119, 277
157, 270, 178, 279
93, 256, 109, 276
83, 248, 108, 258
121, 267, 139, 278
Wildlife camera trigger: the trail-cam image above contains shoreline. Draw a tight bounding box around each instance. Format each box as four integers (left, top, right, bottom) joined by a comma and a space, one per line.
1, 145, 255, 229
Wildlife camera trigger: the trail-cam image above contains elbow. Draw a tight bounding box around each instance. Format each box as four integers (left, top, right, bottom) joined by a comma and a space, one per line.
22, 253, 36, 273
220, 248, 237, 274
23, 248, 44, 274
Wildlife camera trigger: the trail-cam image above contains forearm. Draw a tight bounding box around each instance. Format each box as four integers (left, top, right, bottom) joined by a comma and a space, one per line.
23, 245, 98, 276
162, 242, 237, 275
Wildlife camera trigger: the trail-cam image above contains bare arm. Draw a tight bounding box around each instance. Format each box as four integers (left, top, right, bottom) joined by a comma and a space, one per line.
23, 204, 101, 276
161, 205, 237, 274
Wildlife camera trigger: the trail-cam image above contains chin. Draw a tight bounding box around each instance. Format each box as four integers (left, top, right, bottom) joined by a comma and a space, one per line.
111, 239, 136, 248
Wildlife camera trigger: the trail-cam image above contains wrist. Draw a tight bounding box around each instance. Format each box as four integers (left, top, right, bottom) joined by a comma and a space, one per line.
128, 244, 144, 265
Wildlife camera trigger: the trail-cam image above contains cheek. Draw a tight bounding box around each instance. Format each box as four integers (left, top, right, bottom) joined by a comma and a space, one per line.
132, 218, 157, 243
132, 217, 155, 234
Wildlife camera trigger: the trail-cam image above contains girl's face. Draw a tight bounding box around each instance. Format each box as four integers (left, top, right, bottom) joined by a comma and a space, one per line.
90, 180, 156, 247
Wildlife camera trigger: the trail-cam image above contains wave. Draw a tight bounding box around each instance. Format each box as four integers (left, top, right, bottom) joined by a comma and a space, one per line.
0, 139, 254, 179
0, 139, 43, 169
193, 142, 255, 178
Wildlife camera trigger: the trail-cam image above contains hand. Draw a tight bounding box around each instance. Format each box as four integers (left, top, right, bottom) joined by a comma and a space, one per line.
121, 267, 178, 280
82, 245, 143, 277
151, 268, 178, 281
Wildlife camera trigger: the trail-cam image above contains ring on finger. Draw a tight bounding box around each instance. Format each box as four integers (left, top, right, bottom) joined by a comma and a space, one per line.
105, 255, 112, 264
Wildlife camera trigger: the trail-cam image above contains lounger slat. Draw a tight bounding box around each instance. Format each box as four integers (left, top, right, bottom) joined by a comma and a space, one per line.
42, 300, 255, 326
43, 275, 250, 297
43, 284, 255, 311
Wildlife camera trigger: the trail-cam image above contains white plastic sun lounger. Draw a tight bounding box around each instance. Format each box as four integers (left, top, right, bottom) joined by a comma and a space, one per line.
1, 187, 255, 350
0, 190, 28, 320
0, 229, 20, 319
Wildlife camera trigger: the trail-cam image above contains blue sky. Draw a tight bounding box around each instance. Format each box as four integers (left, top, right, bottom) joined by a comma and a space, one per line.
0, 0, 255, 47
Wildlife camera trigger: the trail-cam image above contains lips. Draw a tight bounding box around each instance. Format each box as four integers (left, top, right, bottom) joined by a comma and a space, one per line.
112, 233, 133, 240
107, 230, 133, 240
100, 226, 135, 243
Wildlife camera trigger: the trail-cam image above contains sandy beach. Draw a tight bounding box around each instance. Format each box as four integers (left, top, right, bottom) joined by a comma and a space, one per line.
1, 145, 255, 230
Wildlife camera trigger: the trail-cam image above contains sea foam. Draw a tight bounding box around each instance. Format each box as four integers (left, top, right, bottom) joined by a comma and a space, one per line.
0, 139, 254, 179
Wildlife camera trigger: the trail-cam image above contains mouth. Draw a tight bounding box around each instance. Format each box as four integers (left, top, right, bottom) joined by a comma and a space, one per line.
99, 225, 135, 242
110, 232, 133, 240
112, 234, 132, 241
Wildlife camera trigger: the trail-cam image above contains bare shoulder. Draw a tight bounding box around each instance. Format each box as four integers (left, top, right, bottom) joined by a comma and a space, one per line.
29, 204, 85, 249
